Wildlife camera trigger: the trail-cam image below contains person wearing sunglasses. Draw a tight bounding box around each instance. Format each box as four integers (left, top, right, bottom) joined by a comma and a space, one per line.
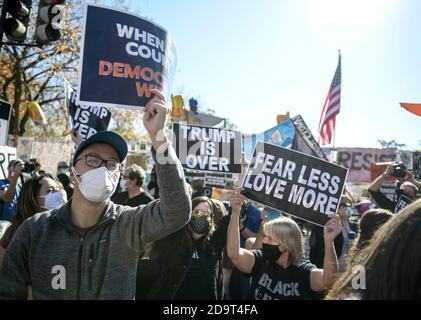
0, 89, 191, 300
136, 196, 231, 300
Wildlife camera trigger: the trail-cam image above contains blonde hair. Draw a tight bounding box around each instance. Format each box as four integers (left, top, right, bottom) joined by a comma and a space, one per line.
263, 217, 303, 266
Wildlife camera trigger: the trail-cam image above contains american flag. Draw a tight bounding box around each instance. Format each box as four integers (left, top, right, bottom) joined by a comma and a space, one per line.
318, 52, 341, 145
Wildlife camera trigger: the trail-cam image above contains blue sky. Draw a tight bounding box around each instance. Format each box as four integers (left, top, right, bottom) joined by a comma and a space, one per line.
118, 0, 420, 150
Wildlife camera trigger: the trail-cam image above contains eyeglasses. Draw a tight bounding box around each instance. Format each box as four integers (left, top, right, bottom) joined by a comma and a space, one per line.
75, 154, 121, 172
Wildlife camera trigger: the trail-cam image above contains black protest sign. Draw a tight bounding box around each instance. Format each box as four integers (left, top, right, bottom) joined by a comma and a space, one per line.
394, 194, 413, 214
77, 4, 177, 110
0, 100, 12, 146
241, 142, 349, 226
173, 123, 242, 174
65, 82, 111, 140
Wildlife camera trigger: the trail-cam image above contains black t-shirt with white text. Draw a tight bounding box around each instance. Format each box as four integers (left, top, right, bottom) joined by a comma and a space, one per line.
250, 250, 316, 300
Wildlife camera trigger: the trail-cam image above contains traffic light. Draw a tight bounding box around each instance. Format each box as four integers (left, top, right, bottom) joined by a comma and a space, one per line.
35, 0, 65, 45
1, 0, 32, 42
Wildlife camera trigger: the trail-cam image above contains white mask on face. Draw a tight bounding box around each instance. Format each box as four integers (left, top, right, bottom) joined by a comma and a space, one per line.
72, 166, 119, 203
40, 192, 64, 210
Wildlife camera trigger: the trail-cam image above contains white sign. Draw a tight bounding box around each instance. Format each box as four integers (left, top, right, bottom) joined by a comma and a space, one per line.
0, 146, 17, 180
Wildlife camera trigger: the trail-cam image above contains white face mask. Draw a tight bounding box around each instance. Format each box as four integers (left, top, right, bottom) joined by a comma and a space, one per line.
40, 192, 64, 210
72, 166, 119, 203
119, 178, 127, 191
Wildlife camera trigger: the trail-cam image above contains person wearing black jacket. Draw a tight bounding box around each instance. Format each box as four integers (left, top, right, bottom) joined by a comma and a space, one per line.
368, 164, 420, 212
136, 196, 230, 300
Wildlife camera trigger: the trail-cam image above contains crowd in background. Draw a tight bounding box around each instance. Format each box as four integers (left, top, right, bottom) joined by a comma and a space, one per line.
0, 146, 419, 300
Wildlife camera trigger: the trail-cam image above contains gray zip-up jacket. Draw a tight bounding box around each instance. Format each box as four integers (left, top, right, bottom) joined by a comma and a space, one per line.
0, 146, 191, 299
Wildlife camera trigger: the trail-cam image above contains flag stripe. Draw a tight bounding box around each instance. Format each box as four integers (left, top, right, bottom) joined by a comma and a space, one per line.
318, 53, 341, 145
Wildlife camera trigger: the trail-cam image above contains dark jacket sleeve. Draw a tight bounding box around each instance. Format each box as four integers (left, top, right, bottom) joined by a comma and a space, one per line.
211, 215, 231, 251
117, 144, 191, 251
0, 220, 31, 299
369, 189, 395, 211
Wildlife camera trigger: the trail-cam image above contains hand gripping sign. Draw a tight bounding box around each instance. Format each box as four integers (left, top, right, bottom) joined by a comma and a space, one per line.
77, 3, 177, 110
241, 142, 349, 226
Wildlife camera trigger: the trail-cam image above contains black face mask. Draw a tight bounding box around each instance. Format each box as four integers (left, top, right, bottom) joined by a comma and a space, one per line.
262, 243, 283, 263
189, 216, 211, 235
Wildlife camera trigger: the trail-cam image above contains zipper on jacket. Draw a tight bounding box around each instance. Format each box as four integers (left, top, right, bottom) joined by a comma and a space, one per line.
88, 243, 94, 291
76, 236, 84, 300
170, 245, 194, 299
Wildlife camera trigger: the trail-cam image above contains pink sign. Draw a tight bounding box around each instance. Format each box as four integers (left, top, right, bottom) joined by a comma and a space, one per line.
336, 148, 397, 183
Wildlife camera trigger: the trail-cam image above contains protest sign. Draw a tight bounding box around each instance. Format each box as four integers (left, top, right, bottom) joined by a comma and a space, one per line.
77, 4, 177, 110
0, 101, 12, 146
336, 147, 397, 183
173, 123, 242, 173
65, 82, 111, 140
370, 163, 396, 183
394, 194, 413, 214
31, 141, 73, 175
397, 151, 413, 171
241, 142, 348, 226
205, 172, 227, 188
0, 146, 17, 180
291, 115, 327, 160
242, 120, 295, 161
212, 188, 234, 202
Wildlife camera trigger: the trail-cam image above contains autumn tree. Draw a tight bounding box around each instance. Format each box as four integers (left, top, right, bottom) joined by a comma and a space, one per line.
0, 0, 85, 140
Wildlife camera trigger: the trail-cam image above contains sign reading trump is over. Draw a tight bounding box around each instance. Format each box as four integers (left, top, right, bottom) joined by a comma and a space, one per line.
77, 4, 177, 110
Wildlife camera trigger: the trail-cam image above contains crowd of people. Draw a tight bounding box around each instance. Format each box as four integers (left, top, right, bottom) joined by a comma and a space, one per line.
0, 89, 420, 300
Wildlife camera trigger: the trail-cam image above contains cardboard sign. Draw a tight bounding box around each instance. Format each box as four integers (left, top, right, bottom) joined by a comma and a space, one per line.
241, 142, 348, 226
0, 101, 12, 146
394, 194, 413, 213
336, 147, 397, 183
370, 163, 396, 183
65, 82, 112, 140
397, 151, 413, 171
172, 123, 242, 173
77, 4, 177, 110
0, 146, 17, 180
205, 172, 227, 188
